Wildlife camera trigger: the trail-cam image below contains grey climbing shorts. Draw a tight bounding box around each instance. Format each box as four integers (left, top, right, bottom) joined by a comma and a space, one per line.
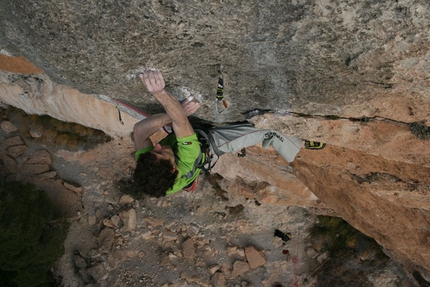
196, 123, 302, 163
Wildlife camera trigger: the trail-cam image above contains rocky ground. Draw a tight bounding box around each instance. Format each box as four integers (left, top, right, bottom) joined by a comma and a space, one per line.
0, 106, 419, 287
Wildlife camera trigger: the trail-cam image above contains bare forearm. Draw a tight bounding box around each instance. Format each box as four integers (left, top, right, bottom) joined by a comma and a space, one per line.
133, 113, 171, 150
152, 90, 188, 126
134, 113, 171, 136
140, 71, 194, 138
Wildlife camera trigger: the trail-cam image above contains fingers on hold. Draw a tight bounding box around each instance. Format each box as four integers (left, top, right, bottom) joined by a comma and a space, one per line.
150, 72, 159, 86
155, 73, 164, 86
186, 96, 194, 102
139, 73, 145, 82
142, 72, 150, 83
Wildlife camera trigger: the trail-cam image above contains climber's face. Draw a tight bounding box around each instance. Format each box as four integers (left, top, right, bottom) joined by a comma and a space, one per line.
150, 143, 177, 172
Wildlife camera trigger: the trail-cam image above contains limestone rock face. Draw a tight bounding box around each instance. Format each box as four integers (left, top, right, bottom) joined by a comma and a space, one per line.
293, 145, 430, 276
0, 69, 137, 136
0, 0, 429, 282
1, 0, 429, 124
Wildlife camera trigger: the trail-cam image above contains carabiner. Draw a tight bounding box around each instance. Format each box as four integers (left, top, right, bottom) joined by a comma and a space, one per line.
215, 66, 228, 114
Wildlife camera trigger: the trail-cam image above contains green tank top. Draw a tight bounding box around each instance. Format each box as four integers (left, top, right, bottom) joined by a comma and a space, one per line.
135, 133, 204, 195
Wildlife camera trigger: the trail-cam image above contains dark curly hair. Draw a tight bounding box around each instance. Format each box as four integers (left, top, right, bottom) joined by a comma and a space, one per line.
132, 152, 178, 198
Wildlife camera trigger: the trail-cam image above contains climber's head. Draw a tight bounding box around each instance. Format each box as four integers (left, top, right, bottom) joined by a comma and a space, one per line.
133, 144, 178, 198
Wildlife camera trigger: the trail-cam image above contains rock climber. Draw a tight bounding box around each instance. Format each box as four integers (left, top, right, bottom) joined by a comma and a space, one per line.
132, 71, 325, 198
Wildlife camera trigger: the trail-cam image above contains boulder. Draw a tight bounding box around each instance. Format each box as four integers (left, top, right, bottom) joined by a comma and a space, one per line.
2, 136, 24, 149
1, 121, 18, 133
7, 145, 26, 158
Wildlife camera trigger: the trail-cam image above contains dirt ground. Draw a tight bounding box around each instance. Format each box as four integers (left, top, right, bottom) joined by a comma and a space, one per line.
52, 135, 320, 287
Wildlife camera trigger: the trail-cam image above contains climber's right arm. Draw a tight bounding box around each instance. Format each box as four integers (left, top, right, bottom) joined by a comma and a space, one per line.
139, 71, 195, 139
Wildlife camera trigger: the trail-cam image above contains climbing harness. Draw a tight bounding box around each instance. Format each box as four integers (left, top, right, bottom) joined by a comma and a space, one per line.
215, 65, 228, 114
194, 130, 219, 174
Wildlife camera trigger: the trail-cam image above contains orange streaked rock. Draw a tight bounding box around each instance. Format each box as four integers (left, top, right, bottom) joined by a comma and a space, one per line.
0, 55, 43, 74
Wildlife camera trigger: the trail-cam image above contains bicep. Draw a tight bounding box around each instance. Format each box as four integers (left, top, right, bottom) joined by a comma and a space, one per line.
133, 125, 154, 151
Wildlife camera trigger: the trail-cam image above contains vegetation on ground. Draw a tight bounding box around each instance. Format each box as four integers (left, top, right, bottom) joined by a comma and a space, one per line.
0, 181, 68, 287
308, 216, 390, 287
